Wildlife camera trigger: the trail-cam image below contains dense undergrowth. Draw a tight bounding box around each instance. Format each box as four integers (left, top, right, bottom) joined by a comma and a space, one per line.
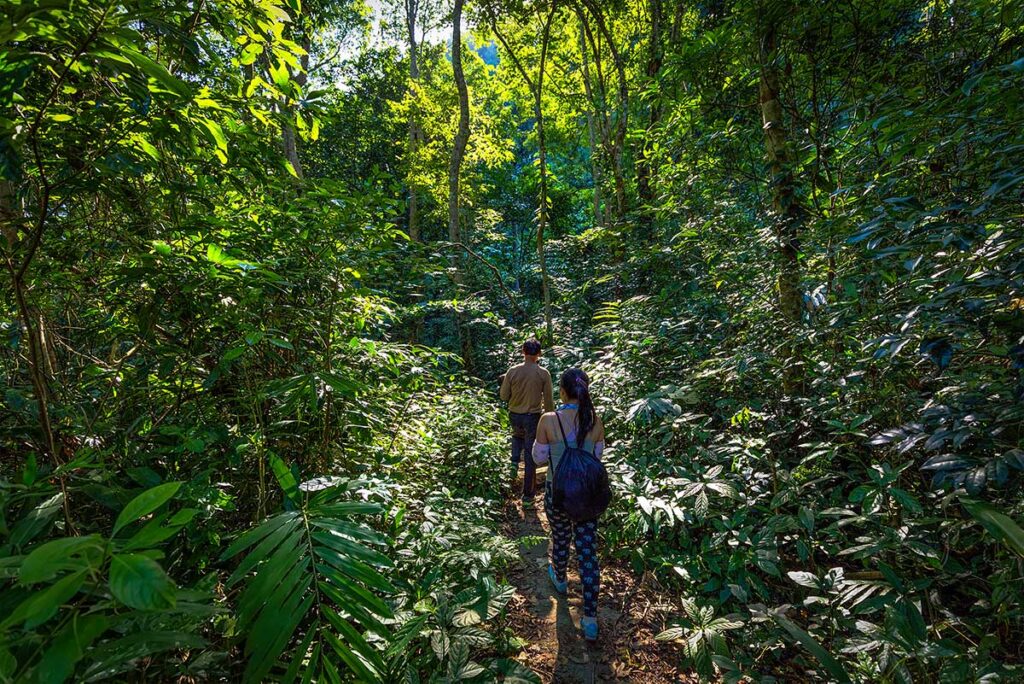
4, 0, 1024, 681
2, 366, 532, 681
539, 202, 1024, 681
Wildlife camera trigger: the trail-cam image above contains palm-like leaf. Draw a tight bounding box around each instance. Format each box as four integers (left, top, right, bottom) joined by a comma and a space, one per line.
222, 469, 396, 682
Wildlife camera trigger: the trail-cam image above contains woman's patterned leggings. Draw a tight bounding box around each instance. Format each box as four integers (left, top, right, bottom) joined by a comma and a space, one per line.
544, 483, 600, 618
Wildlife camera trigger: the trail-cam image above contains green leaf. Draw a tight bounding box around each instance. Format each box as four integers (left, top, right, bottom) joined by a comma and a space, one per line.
82, 631, 207, 681
656, 626, 685, 641
2, 570, 87, 630
108, 554, 176, 610
138, 137, 160, 160
490, 659, 541, 683
786, 571, 819, 589
269, 59, 291, 89
773, 614, 851, 683
962, 498, 1024, 558
113, 482, 181, 536
0, 647, 14, 679
122, 509, 197, 551
269, 453, 300, 503
206, 243, 240, 266
122, 48, 192, 98
220, 511, 300, 563
34, 614, 109, 684
9, 493, 64, 547
151, 240, 173, 255
198, 117, 228, 152
20, 535, 104, 584
798, 506, 814, 532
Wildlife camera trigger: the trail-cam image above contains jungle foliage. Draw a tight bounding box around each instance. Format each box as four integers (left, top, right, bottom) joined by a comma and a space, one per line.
2, 0, 1023, 681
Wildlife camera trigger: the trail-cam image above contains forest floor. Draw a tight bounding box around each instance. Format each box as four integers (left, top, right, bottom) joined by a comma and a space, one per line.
503, 479, 692, 683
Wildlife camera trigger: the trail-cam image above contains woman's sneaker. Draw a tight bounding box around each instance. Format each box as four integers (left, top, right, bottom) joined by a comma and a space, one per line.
581, 616, 598, 641
547, 565, 567, 595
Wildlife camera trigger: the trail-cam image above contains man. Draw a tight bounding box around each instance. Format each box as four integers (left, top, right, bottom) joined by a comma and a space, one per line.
500, 338, 555, 507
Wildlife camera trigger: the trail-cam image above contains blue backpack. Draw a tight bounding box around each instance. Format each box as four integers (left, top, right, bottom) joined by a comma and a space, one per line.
551, 413, 612, 522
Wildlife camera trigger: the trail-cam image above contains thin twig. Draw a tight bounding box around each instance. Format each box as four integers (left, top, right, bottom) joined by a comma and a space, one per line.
451, 241, 529, 321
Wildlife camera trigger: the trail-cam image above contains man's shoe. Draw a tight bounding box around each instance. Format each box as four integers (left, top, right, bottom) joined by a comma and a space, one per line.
581, 616, 598, 641
547, 564, 567, 595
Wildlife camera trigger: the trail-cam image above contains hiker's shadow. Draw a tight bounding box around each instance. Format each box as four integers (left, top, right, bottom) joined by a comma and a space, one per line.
552, 596, 597, 683
520, 502, 601, 682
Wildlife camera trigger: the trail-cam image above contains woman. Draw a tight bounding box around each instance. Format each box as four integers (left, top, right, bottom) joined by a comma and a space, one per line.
532, 367, 606, 641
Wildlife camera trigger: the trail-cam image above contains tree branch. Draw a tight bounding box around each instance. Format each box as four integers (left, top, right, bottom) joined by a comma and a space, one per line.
451, 241, 528, 321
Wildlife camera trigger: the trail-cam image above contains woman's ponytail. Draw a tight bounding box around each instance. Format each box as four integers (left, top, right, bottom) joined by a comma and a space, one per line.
560, 368, 596, 444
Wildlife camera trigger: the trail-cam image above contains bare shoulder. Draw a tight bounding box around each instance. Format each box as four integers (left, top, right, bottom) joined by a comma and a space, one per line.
594, 414, 606, 441
537, 411, 556, 440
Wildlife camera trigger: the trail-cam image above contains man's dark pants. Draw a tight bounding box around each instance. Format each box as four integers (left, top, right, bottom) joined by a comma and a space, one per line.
510, 412, 541, 498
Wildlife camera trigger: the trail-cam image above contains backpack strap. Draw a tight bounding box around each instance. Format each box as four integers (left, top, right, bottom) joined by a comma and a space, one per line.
555, 412, 575, 449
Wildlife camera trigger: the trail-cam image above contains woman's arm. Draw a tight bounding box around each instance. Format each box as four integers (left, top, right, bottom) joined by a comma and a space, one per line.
533, 413, 552, 464
593, 415, 606, 458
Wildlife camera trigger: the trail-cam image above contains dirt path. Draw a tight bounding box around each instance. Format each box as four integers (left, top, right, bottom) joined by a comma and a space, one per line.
504, 488, 690, 683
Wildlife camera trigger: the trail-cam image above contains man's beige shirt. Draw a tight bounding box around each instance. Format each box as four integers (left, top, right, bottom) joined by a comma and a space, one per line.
500, 361, 555, 414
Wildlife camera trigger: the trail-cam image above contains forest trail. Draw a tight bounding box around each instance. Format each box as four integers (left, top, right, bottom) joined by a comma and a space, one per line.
504, 478, 689, 683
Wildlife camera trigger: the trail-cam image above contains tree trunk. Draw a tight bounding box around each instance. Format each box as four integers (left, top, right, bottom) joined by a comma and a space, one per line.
579, 18, 604, 229
758, 24, 804, 390
448, 0, 473, 368
577, 8, 613, 218
2, 164, 64, 512
282, 33, 309, 179
405, 0, 422, 241
448, 0, 469, 245
282, 124, 302, 178
491, 3, 558, 343
535, 5, 557, 344
580, 0, 627, 221
635, 0, 662, 237
1, 180, 18, 245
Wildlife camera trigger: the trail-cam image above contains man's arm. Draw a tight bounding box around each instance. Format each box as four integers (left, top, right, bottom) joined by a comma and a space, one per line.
499, 369, 511, 402
542, 371, 554, 412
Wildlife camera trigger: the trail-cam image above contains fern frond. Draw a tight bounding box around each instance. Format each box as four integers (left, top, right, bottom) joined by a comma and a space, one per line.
222, 471, 395, 682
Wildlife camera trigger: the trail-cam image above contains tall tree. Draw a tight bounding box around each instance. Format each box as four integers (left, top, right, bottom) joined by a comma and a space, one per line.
635, 0, 662, 236
758, 17, 805, 390
579, 17, 604, 229
490, 1, 559, 342
448, 0, 473, 365
448, 0, 470, 245
578, 0, 628, 222
405, 0, 424, 240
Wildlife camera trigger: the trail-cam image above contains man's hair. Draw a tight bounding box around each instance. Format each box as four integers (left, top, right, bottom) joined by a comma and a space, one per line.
522, 338, 542, 356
